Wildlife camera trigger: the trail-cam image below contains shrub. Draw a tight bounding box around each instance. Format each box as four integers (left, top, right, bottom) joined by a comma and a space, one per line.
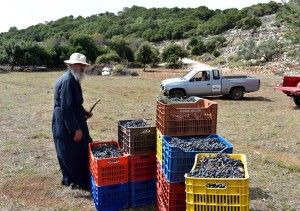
111, 64, 138, 76
95, 52, 121, 64
212, 50, 221, 58
237, 16, 262, 30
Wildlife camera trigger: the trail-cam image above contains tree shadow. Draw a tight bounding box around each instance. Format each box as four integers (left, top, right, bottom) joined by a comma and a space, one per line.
0, 70, 10, 74
250, 187, 271, 200
203, 96, 274, 102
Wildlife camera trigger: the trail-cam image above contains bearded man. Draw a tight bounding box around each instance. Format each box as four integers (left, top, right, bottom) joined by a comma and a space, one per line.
52, 53, 93, 190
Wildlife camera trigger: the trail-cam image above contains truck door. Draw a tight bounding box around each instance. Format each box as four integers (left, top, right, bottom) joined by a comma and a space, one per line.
187, 71, 212, 95
211, 69, 222, 94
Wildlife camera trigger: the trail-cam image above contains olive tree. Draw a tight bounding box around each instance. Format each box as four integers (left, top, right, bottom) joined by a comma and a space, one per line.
135, 42, 158, 71
161, 44, 188, 67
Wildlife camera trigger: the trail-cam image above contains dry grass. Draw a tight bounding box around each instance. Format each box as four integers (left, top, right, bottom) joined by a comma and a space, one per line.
0, 68, 299, 211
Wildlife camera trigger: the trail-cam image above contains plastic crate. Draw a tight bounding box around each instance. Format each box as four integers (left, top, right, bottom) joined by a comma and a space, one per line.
156, 129, 163, 163
162, 134, 233, 183
185, 154, 249, 211
157, 159, 186, 211
129, 153, 156, 182
156, 158, 163, 195
156, 159, 165, 211
156, 98, 217, 136
129, 179, 156, 207
89, 141, 129, 186
90, 173, 129, 211
118, 119, 157, 155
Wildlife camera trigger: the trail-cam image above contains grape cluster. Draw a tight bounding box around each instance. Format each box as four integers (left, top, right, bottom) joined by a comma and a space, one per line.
188, 154, 245, 178
168, 97, 198, 103
121, 119, 149, 128
170, 137, 226, 152
92, 144, 122, 159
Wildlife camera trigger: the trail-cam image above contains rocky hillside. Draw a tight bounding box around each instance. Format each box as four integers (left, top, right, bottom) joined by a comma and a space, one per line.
207, 14, 300, 75
163, 14, 299, 75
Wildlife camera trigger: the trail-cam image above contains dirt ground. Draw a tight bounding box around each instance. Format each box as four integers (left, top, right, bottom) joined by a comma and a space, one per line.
0, 65, 299, 211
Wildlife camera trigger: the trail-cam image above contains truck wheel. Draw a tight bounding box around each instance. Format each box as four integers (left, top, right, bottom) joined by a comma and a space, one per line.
293, 96, 300, 107
229, 87, 244, 100
170, 90, 185, 98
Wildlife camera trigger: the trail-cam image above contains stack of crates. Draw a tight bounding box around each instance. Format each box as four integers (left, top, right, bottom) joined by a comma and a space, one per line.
118, 119, 157, 208
185, 153, 250, 211
89, 141, 130, 211
156, 96, 229, 211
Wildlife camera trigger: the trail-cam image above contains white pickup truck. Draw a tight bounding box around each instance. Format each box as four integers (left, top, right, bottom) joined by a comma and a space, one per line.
160, 68, 260, 99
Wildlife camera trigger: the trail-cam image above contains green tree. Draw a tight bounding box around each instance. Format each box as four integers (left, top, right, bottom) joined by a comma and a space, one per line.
188, 37, 206, 55
108, 36, 134, 62
161, 44, 188, 67
135, 42, 158, 71
69, 34, 99, 63
3, 41, 25, 70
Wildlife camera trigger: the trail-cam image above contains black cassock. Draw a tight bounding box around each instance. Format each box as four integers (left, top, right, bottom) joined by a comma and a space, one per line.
52, 69, 92, 189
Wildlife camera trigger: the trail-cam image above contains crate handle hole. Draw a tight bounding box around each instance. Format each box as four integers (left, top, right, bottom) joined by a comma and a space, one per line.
108, 159, 120, 164
141, 129, 150, 134
206, 183, 226, 188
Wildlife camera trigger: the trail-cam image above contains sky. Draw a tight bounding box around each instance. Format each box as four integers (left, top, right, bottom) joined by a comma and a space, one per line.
0, 0, 283, 33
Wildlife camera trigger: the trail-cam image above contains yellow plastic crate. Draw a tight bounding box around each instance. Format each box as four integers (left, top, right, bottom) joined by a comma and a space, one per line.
185, 154, 249, 211
156, 129, 162, 163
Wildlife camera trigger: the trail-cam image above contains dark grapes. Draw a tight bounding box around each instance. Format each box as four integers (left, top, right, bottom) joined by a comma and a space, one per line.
92, 144, 122, 159
120, 119, 149, 128
164, 96, 199, 103
170, 137, 226, 152
188, 153, 245, 178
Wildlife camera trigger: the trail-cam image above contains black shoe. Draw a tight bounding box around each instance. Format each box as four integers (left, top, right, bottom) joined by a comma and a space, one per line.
71, 183, 89, 191
80, 186, 90, 192
70, 183, 79, 189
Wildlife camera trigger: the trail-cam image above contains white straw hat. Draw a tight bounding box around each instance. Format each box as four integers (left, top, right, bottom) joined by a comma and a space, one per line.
64, 53, 90, 66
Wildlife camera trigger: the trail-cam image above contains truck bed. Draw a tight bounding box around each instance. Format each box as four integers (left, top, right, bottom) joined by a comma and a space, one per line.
274, 86, 300, 94
223, 75, 250, 79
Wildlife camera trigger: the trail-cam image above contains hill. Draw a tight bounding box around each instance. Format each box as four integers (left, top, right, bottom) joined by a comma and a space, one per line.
0, 1, 299, 74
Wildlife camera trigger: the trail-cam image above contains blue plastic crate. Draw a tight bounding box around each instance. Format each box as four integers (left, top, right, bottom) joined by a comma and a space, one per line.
90, 173, 129, 211
162, 134, 233, 183
129, 178, 156, 207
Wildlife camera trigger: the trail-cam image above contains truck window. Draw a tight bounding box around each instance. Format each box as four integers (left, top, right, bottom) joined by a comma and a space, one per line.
213, 70, 220, 80
191, 71, 210, 81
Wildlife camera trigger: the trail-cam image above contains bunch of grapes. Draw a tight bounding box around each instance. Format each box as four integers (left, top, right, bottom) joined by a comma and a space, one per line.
121, 119, 149, 128
168, 97, 198, 103
92, 144, 122, 159
170, 137, 227, 152
188, 153, 245, 179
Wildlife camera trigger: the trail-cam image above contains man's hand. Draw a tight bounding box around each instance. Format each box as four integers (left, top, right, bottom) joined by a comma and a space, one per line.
74, 129, 83, 142
85, 111, 93, 119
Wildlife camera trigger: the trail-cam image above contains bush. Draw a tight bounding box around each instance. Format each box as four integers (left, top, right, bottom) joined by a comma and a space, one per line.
237, 16, 262, 30
95, 52, 121, 64
112, 64, 139, 76
199, 53, 215, 62
212, 56, 226, 66
212, 50, 221, 58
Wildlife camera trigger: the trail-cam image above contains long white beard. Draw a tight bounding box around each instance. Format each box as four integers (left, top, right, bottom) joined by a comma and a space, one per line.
71, 70, 86, 83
